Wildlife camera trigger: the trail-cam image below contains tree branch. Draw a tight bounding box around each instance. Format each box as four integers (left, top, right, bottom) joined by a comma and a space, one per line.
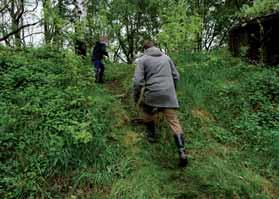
15, 0, 24, 22
24, 0, 38, 14
116, 52, 127, 63
0, 4, 9, 13
0, 21, 40, 42
22, 31, 43, 40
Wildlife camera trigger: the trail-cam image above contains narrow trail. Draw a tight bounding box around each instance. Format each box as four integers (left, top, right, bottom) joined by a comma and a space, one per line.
103, 79, 193, 199
100, 64, 279, 199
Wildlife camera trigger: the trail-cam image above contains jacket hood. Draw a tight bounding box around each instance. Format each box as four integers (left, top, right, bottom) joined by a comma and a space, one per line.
144, 47, 162, 57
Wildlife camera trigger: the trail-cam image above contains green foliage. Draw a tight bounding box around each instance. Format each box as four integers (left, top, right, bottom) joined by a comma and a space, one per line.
1, 47, 278, 198
102, 50, 279, 198
177, 50, 279, 197
104, 0, 163, 62
206, 57, 279, 162
157, 0, 202, 51
0, 48, 126, 198
240, 0, 279, 18
110, 166, 162, 199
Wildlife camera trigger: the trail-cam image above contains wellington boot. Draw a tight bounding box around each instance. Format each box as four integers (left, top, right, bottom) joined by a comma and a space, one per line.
174, 133, 188, 167
146, 121, 156, 143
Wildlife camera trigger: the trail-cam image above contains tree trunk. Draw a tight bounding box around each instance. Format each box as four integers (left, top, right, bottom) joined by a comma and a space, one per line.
10, 0, 21, 47
42, 0, 51, 45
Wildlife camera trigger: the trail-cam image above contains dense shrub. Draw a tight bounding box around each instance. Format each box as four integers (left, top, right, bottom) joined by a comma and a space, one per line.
0, 48, 124, 198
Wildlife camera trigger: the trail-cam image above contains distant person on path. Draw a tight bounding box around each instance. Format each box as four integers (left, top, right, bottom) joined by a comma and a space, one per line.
133, 40, 188, 167
92, 36, 109, 83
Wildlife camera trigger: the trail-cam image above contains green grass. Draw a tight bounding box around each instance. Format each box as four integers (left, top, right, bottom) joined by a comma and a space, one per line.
104, 50, 279, 199
1, 47, 278, 198
0, 48, 129, 198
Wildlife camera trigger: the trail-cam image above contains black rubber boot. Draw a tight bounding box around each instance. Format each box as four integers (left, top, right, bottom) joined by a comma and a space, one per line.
99, 69, 105, 83
95, 70, 101, 83
145, 121, 156, 143
174, 133, 188, 167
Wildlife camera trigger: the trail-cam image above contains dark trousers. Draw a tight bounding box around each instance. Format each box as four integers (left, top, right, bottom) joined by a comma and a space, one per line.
93, 60, 105, 83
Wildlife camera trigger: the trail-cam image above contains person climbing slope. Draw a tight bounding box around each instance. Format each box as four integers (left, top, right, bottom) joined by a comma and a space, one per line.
133, 40, 188, 167
92, 36, 109, 83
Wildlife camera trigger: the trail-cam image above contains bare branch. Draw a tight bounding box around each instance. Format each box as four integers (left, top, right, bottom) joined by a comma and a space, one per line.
0, 4, 9, 13
116, 52, 127, 63
24, 0, 39, 14
22, 31, 43, 39
0, 0, 12, 13
15, 0, 24, 22
0, 20, 40, 42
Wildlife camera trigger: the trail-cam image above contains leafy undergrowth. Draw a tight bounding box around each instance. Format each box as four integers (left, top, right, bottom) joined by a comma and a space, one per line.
0, 48, 130, 198
1, 47, 279, 198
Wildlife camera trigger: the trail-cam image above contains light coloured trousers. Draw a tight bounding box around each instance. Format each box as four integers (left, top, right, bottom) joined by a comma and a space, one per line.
142, 104, 183, 135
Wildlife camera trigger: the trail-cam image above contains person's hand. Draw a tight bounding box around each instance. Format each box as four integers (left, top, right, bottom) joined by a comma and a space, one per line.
174, 79, 178, 89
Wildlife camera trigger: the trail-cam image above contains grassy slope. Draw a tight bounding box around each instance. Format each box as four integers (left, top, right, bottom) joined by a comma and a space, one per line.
104, 50, 279, 199
1, 48, 278, 198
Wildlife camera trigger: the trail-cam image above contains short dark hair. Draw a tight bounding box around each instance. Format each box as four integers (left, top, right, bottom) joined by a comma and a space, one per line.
143, 40, 154, 49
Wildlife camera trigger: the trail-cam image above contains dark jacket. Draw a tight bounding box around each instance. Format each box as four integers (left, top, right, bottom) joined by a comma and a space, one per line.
92, 42, 108, 61
133, 47, 179, 108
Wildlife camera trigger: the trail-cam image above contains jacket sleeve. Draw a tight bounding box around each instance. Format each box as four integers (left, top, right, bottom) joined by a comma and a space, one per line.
91, 47, 95, 63
133, 60, 145, 103
101, 45, 109, 57
169, 58, 180, 88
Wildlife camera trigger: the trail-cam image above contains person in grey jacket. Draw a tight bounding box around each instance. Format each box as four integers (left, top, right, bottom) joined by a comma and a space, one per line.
133, 40, 188, 167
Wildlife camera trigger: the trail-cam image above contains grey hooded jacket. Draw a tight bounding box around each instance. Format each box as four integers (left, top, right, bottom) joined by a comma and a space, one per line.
133, 47, 180, 108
